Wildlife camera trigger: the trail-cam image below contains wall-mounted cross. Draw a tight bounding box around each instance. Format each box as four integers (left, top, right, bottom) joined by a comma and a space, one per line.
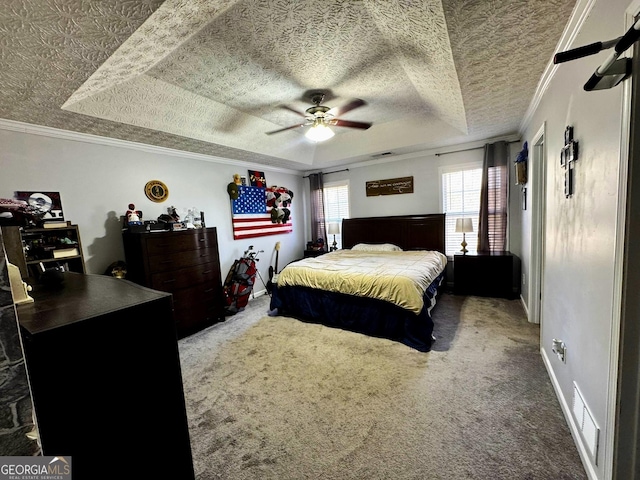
561, 126, 579, 198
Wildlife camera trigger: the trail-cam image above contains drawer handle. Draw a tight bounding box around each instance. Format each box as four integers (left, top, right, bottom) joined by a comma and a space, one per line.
160, 260, 173, 264
202, 270, 212, 274
163, 279, 176, 284
204, 288, 214, 293
199, 238, 205, 242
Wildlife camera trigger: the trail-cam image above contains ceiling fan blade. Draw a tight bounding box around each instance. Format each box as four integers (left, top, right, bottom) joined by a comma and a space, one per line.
330, 119, 372, 130
326, 98, 366, 117
266, 123, 307, 135
279, 105, 307, 117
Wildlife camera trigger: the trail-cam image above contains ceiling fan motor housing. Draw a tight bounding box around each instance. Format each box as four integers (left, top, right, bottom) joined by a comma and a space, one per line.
305, 105, 331, 117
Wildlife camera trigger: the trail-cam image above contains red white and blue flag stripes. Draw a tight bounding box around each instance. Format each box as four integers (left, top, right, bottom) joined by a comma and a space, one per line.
232, 186, 292, 240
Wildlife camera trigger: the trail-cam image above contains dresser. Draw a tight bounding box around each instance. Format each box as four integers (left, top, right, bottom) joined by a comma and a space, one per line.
17, 273, 195, 479
122, 227, 224, 338
454, 251, 521, 299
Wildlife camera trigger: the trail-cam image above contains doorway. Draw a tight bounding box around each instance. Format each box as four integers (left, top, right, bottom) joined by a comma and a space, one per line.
529, 123, 546, 325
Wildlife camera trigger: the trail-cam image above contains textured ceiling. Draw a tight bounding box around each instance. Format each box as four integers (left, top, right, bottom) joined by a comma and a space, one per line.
0, 0, 577, 171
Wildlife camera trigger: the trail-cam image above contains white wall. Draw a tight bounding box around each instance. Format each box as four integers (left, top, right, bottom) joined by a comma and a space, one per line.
520, 0, 630, 476
0, 126, 306, 288
348, 150, 482, 218
326, 143, 522, 256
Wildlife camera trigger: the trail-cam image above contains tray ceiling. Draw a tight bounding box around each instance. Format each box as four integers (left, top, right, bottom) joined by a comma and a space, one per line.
0, 0, 577, 171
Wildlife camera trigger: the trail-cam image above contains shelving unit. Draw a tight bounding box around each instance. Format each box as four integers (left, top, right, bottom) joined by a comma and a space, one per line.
1, 224, 86, 280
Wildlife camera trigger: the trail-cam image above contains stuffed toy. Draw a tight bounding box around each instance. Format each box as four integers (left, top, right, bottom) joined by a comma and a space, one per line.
227, 173, 244, 200
266, 186, 294, 223
227, 181, 239, 200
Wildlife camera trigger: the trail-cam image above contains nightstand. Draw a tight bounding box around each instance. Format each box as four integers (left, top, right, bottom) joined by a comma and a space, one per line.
454, 251, 521, 299
304, 249, 326, 258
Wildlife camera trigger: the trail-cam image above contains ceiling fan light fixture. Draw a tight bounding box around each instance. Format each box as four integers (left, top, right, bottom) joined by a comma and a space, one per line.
305, 122, 335, 142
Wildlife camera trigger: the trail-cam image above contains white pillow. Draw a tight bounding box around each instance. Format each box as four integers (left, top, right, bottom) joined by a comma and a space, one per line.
351, 243, 403, 252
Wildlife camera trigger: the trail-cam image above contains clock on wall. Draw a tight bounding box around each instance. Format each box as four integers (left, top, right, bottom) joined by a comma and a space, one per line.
144, 180, 169, 203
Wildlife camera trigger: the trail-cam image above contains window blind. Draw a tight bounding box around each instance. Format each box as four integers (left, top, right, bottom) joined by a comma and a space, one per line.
323, 182, 349, 249
441, 166, 482, 256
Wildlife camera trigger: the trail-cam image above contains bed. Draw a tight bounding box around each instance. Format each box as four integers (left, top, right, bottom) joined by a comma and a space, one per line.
269, 214, 447, 352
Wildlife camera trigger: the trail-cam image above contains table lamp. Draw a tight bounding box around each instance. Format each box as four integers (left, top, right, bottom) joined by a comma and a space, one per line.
328, 222, 340, 251
455, 218, 473, 254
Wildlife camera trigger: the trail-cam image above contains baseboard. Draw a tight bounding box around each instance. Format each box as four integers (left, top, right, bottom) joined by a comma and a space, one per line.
540, 347, 600, 480
251, 288, 268, 299
520, 294, 529, 317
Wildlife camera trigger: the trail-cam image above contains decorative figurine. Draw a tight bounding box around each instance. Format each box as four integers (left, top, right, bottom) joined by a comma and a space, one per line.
168, 205, 180, 222
227, 174, 241, 200
126, 203, 142, 225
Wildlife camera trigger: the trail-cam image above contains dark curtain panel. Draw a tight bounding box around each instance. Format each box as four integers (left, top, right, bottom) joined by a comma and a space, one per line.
478, 141, 509, 252
308, 173, 327, 243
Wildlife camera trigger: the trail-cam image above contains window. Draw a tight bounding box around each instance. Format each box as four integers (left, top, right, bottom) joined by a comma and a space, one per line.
323, 181, 349, 249
441, 164, 482, 256
482, 163, 508, 252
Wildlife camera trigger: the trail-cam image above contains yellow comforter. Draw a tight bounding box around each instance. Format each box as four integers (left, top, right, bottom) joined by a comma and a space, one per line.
276, 249, 447, 314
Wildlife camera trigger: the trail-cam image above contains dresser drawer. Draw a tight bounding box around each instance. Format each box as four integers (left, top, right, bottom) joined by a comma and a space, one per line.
151, 263, 220, 293
171, 283, 221, 312
172, 287, 223, 334
175, 301, 221, 335
148, 247, 219, 274
145, 230, 218, 256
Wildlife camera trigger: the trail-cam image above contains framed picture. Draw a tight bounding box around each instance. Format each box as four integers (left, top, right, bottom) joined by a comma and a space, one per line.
560, 145, 569, 167
249, 170, 266, 188
564, 125, 573, 144
567, 140, 578, 163
14, 191, 64, 225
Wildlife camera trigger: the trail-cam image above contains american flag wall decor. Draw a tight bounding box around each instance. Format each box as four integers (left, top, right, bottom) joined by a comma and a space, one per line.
231, 185, 292, 240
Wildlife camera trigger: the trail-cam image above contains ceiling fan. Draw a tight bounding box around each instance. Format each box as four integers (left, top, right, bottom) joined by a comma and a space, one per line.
266, 92, 372, 141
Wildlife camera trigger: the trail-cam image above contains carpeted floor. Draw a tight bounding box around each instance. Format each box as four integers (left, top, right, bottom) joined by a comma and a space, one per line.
178, 293, 587, 479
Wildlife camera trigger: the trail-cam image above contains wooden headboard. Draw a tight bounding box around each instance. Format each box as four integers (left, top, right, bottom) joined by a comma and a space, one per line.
342, 214, 445, 253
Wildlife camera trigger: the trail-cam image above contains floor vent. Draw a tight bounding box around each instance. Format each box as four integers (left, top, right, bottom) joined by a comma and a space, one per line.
573, 382, 600, 464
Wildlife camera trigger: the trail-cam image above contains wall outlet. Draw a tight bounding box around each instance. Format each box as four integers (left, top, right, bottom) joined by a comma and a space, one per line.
552, 339, 566, 363
522, 273, 526, 286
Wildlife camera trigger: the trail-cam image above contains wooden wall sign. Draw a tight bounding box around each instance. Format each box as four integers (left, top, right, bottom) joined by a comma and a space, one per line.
366, 176, 414, 196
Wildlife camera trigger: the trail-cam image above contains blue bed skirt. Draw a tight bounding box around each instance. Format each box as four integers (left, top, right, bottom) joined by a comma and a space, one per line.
269, 273, 443, 352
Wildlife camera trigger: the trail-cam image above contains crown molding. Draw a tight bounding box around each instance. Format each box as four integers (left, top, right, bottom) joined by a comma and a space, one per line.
0, 118, 300, 175
303, 133, 522, 176
520, 0, 597, 133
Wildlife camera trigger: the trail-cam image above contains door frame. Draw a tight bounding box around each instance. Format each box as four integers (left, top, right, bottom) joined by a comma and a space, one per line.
529, 123, 546, 325
610, 2, 640, 476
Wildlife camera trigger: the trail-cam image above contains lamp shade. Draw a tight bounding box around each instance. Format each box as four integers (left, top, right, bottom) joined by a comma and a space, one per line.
305, 123, 335, 142
328, 222, 340, 235
455, 218, 474, 233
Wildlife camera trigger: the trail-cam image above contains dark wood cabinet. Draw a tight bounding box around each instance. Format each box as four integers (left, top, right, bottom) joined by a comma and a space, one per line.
454, 251, 521, 299
304, 248, 327, 258
17, 273, 195, 479
122, 227, 224, 338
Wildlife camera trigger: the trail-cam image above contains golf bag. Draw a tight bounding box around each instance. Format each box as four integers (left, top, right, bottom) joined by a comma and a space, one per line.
223, 246, 261, 315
